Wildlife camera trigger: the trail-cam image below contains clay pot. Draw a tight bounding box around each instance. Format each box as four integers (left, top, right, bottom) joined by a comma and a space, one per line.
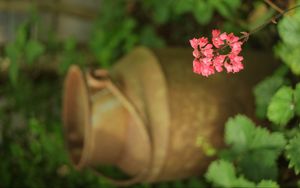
63, 47, 276, 186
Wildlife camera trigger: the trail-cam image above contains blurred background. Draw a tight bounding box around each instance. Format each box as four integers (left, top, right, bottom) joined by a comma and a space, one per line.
0, 0, 298, 187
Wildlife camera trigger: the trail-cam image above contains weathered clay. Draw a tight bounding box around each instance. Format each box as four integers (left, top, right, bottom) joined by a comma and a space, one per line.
63, 47, 276, 185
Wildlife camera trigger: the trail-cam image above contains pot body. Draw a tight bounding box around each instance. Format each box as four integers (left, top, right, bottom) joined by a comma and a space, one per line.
63, 47, 276, 185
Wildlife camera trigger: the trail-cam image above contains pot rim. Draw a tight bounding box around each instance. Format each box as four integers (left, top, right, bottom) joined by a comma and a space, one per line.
63, 65, 92, 169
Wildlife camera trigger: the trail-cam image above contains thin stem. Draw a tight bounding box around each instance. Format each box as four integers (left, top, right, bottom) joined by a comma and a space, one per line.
240, 4, 300, 40
264, 0, 284, 14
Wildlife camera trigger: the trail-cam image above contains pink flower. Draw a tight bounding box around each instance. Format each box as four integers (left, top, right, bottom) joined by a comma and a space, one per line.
202, 44, 214, 57
193, 49, 200, 58
225, 54, 244, 73
220, 33, 227, 40
229, 55, 243, 63
226, 33, 239, 43
212, 29, 225, 48
189, 38, 198, 49
189, 29, 245, 77
202, 57, 212, 66
201, 64, 215, 77
190, 37, 209, 49
232, 61, 244, 73
212, 30, 220, 38
193, 59, 202, 74
230, 41, 242, 54
224, 62, 233, 73
213, 55, 226, 72
199, 37, 208, 47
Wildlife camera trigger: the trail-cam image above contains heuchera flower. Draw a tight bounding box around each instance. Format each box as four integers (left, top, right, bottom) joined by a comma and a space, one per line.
189, 29, 246, 77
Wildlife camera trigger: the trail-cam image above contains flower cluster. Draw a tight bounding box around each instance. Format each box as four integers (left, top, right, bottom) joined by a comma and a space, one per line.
190, 29, 245, 77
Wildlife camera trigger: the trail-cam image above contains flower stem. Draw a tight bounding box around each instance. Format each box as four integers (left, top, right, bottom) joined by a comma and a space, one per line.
264, 0, 284, 14
240, 4, 300, 40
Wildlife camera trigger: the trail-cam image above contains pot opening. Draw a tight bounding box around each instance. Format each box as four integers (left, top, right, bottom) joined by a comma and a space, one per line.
63, 66, 90, 166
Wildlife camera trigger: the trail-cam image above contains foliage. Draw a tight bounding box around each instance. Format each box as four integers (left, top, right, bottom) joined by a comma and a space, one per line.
265, 82, 300, 128
285, 133, 300, 174
206, 160, 279, 188
142, 0, 241, 25
90, 0, 165, 68
90, 0, 243, 67
204, 4, 300, 187
250, 5, 300, 180
196, 136, 217, 157
2, 0, 300, 187
0, 0, 244, 187
267, 86, 295, 127
275, 0, 300, 75
0, 111, 111, 187
223, 115, 285, 182
0, 76, 112, 187
245, 77, 300, 183
59, 38, 85, 74
4, 21, 45, 85
253, 74, 287, 119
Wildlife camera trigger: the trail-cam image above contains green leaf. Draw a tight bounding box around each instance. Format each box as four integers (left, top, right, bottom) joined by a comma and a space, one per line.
225, 115, 256, 152
257, 180, 279, 188
151, 0, 172, 24
275, 43, 300, 75
294, 83, 300, 116
90, 15, 138, 68
223, 0, 241, 9
267, 86, 295, 127
233, 177, 256, 188
64, 37, 77, 51
276, 9, 300, 75
206, 160, 256, 188
254, 76, 286, 119
205, 160, 237, 188
285, 134, 300, 174
273, 65, 289, 77
239, 150, 278, 181
210, 0, 241, 19
173, 0, 193, 15
140, 26, 165, 48
213, 3, 232, 19
60, 38, 84, 74
5, 43, 22, 85
29, 118, 45, 136
239, 126, 285, 181
8, 57, 20, 86
15, 23, 28, 49
224, 115, 286, 181
213, 0, 240, 19
249, 126, 286, 151
25, 40, 45, 64
278, 11, 300, 47
196, 136, 217, 157
193, 1, 213, 25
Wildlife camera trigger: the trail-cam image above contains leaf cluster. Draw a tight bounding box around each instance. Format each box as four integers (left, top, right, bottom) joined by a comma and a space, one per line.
205, 115, 286, 185
142, 0, 241, 25
275, 0, 300, 75
206, 160, 279, 188
90, 0, 243, 67
4, 20, 45, 85
253, 61, 300, 177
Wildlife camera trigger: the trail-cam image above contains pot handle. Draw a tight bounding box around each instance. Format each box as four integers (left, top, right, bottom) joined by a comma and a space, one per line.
85, 69, 152, 186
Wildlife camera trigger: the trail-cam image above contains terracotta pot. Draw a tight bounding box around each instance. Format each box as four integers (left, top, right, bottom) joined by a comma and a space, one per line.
63, 47, 276, 186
